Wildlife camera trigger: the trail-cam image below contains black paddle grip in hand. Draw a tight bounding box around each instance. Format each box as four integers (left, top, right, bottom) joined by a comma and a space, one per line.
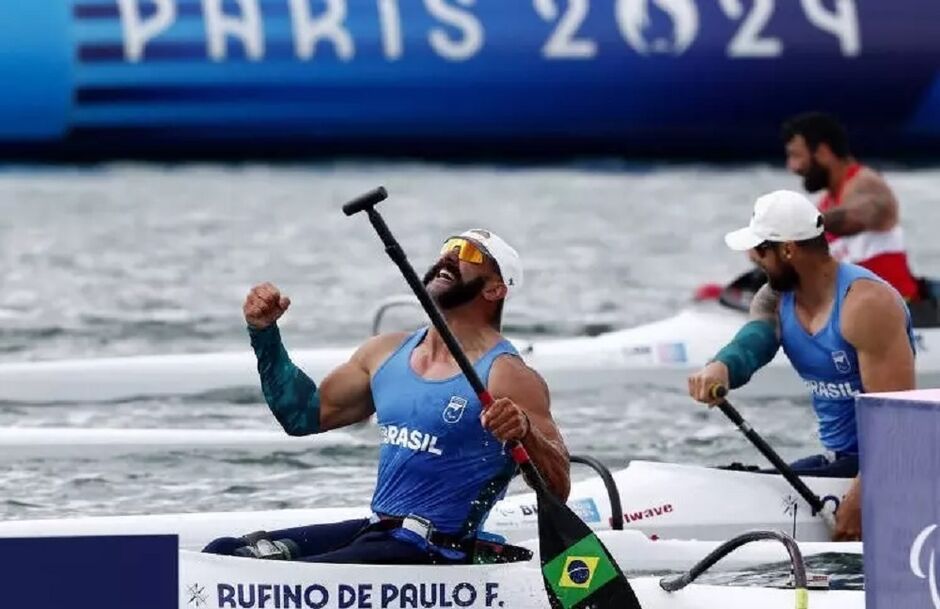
710, 385, 828, 516
342, 186, 388, 216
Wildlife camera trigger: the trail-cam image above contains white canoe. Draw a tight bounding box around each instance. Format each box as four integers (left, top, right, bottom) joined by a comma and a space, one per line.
179, 530, 864, 609
2, 301, 937, 404
0, 461, 851, 544
0, 427, 365, 460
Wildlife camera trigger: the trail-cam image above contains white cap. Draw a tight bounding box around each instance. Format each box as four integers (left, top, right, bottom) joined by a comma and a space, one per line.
724, 190, 825, 251
455, 228, 524, 297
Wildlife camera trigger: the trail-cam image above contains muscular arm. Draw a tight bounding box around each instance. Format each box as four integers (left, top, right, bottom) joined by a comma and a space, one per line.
824, 173, 897, 236
830, 280, 914, 541
489, 357, 571, 501
250, 325, 403, 435
317, 335, 399, 432
716, 284, 782, 384
841, 280, 915, 393
690, 283, 782, 399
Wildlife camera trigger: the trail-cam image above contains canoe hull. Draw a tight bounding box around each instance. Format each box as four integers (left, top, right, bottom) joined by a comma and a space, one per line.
180, 532, 864, 609
0, 461, 851, 545
3, 305, 937, 403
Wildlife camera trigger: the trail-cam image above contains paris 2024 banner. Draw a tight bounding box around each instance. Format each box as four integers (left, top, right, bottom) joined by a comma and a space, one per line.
1, 1, 937, 156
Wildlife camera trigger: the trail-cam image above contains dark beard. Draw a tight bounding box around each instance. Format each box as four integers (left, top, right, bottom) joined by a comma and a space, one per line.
436, 277, 486, 309
802, 161, 829, 193
422, 261, 486, 310
766, 263, 800, 292
423, 260, 450, 286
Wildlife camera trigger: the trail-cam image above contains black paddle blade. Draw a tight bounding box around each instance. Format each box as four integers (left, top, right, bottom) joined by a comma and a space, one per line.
537, 490, 641, 609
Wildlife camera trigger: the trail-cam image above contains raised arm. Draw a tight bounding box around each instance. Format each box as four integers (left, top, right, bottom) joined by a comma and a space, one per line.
482, 356, 571, 501
688, 283, 782, 402
317, 333, 406, 431
244, 282, 401, 436
250, 325, 399, 436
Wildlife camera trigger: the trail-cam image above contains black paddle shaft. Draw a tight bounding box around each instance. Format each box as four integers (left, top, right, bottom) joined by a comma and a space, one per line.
712, 387, 827, 515
345, 191, 544, 477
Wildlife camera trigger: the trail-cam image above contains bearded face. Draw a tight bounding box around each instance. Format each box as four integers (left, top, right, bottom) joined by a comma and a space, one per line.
423, 258, 486, 309
801, 158, 830, 193
752, 242, 800, 292
786, 135, 830, 193
765, 260, 800, 292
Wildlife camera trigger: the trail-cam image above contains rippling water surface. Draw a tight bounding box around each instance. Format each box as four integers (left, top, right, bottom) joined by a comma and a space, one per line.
3, 160, 933, 586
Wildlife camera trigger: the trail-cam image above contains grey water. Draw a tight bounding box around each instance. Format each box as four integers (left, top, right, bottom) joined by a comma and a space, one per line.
3, 160, 936, 585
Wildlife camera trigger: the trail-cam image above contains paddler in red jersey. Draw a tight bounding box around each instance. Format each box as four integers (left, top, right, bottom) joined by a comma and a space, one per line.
780, 112, 923, 301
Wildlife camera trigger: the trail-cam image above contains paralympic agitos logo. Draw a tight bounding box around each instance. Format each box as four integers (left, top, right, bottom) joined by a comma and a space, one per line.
911, 524, 940, 607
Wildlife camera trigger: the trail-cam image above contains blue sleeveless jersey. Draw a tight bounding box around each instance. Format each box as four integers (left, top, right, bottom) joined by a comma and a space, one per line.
780, 263, 915, 454
369, 327, 519, 536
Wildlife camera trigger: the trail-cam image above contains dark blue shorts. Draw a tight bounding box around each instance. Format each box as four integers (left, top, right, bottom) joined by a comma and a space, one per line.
203, 518, 455, 564
786, 452, 859, 478
202, 518, 467, 565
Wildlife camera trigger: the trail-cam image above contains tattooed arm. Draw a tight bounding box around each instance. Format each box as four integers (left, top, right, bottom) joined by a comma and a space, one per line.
748, 283, 782, 333
688, 284, 781, 402
824, 171, 898, 236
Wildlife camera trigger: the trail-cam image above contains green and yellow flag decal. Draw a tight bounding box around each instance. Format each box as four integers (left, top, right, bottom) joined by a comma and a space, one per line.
541, 534, 619, 609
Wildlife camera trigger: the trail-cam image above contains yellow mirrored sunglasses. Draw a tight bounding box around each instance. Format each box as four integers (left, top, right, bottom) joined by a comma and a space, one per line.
440, 237, 486, 264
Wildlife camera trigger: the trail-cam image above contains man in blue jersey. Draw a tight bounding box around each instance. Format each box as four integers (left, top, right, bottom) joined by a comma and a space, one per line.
688, 190, 916, 542
204, 229, 570, 563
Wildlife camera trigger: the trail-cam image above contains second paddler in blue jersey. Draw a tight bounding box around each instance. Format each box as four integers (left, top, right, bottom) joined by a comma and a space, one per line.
688, 190, 916, 542
204, 228, 570, 564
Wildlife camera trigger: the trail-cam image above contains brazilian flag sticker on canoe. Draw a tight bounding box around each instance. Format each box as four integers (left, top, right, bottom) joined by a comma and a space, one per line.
542, 534, 618, 609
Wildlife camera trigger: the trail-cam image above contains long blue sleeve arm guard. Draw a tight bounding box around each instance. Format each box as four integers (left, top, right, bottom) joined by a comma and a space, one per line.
712, 320, 780, 389
248, 323, 321, 436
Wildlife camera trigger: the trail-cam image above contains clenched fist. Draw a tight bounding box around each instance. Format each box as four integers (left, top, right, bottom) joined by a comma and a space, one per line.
244, 282, 291, 330
687, 361, 730, 405
481, 397, 531, 443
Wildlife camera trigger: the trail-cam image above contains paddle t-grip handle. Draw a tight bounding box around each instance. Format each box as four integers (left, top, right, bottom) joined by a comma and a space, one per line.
710, 385, 728, 400
342, 186, 388, 216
